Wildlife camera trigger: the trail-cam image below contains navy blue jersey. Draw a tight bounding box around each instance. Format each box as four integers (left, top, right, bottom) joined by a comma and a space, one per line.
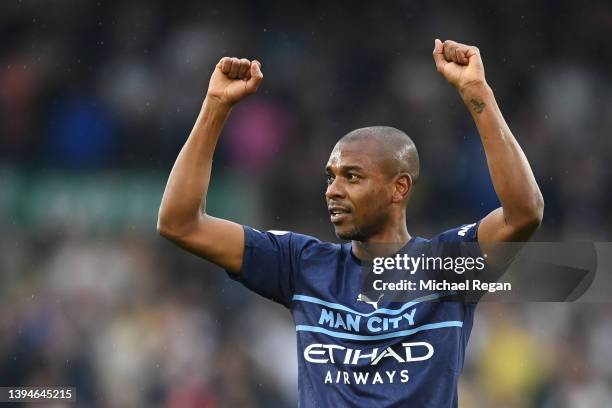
228, 222, 480, 408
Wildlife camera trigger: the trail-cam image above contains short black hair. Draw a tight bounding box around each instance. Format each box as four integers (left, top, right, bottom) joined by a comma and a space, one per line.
339, 126, 420, 184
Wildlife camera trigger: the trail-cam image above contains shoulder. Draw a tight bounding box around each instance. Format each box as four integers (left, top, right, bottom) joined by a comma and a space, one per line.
244, 226, 342, 255
429, 221, 481, 243
422, 221, 482, 259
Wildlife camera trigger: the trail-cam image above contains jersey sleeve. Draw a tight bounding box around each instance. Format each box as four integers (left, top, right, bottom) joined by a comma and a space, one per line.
433, 221, 480, 244
429, 221, 483, 267
431, 221, 486, 303
226, 225, 319, 308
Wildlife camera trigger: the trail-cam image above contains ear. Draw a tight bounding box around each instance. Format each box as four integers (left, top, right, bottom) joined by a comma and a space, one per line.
392, 173, 413, 204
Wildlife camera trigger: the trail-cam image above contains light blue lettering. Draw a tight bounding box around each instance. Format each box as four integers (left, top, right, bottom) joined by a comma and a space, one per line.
346, 314, 361, 332
318, 308, 335, 327
367, 316, 382, 332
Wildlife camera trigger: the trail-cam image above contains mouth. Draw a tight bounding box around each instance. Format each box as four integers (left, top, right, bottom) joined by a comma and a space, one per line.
328, 205, 351, 224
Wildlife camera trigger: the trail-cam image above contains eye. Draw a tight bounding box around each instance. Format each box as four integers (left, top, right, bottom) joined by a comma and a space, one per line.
326, 174, 335, 184
348, 173, 360, 182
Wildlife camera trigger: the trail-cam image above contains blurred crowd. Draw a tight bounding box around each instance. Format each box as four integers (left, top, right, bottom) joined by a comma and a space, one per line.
1, 0, 611, 406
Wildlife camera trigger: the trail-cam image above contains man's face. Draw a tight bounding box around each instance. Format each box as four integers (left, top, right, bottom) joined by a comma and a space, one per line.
325, 140, 394, 241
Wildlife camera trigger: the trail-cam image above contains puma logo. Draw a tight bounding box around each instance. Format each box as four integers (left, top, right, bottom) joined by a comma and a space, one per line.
356, 293, 384, 311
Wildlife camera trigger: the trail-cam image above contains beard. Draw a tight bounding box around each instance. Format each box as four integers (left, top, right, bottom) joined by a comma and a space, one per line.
334, 208, 392, 241
335, 221, 379, 242
336, 227, 367, 241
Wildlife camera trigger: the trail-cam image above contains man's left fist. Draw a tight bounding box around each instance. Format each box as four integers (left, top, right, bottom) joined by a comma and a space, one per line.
433, 39, 487, 92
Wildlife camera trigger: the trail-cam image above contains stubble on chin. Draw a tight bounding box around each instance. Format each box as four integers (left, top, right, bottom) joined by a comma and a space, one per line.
335, 226, 367, 242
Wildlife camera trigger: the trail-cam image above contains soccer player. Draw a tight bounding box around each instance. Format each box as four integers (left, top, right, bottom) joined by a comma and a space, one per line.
157, 40, 544, 407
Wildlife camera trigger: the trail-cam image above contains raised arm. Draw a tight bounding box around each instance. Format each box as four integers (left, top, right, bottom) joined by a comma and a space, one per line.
432, 39, 544, 243
157, 57, 263, 274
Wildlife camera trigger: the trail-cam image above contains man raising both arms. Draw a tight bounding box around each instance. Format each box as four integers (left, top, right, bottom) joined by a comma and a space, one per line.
158, 40, 543, 407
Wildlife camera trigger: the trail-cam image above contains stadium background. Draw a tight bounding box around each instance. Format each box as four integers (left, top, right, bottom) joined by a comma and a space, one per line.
2, 1, 612, 406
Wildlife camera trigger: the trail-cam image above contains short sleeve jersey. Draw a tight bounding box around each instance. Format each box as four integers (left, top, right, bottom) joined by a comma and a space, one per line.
228, 222, 480, 408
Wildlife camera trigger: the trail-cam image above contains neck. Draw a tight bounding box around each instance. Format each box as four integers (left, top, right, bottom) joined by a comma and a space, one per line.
351, 221, 411, 261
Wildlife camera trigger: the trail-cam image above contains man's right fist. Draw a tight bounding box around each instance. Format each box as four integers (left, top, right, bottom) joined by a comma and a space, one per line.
207, 57, 263, 107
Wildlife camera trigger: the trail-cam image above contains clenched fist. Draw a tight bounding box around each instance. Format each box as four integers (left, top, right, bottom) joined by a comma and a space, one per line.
433, 39, 486, 92
207, 57, 263, 107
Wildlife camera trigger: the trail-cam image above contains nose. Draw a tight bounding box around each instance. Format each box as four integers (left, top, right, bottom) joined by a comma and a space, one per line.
325, 177, 346, 200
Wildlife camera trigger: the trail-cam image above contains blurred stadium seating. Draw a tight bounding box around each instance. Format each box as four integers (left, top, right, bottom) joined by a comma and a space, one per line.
1, 1, 611, 406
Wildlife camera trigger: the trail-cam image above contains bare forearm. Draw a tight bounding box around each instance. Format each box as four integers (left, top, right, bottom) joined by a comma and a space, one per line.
158, 97, 231, 232
460, 84, 543, 227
